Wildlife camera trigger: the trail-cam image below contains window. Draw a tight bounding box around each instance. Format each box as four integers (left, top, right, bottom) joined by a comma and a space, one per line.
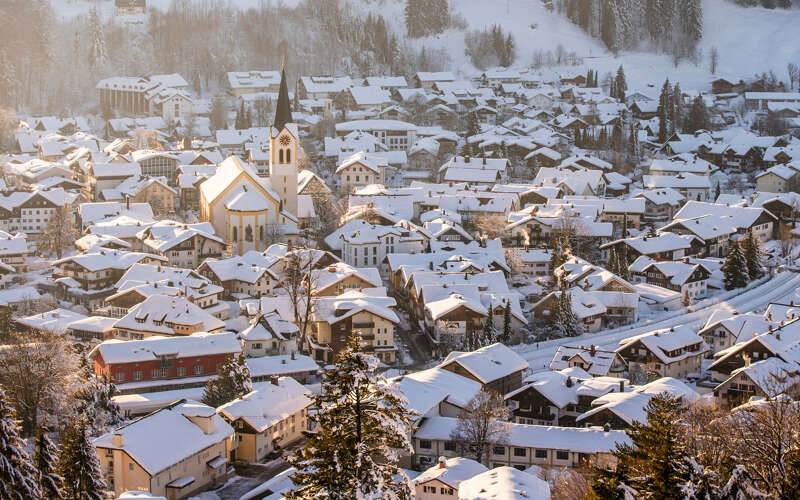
556, 450, 569, 460
194, 365, 203, 375
232, 227, 238, 242
115, 372, 124, 382
286, 149, 291, 163
535, 449, 547, 459
444, 441, 456, 451
493, 446, 506, 455
419, 440, 431, 449
279, 149, 284, 163
440, 487, 454, 495
133, 370, 142, 381
177, 367, 186, 377
513, 447, 526, 457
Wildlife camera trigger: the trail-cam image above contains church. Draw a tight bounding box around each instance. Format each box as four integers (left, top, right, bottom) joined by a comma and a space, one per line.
199, 66, 302, 255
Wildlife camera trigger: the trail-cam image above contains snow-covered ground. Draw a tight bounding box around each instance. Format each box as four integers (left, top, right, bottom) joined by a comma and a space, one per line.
517, 271, 800, 373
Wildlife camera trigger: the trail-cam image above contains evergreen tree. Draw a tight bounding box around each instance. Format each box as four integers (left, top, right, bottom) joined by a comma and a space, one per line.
73, 353, 123, 436
34, 421, 63, 500
681, 458, 720, 500
714, 181, 721, 202
466, 112, 480, 154
600, 394, 688, 498
657, 78, 672, 143
673, 83, 684, 133
742, 231, 765, 279
57, 419, 105, 500
502, 300, 512, 344
549, 236, 570, 281
202, 353, 253, 408
87, 8, 107, 70
615, 65, 628, 103
722, 241, 749, 290
287, 334, 415, 499
687, 96, 710, 133
553, 286, 580, 338
482, 303, 495, 347
719, 465, 768, 500
0, 388, 41, 500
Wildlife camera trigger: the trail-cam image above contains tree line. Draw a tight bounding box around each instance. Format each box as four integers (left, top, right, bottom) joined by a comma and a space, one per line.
556, 0, 703, 63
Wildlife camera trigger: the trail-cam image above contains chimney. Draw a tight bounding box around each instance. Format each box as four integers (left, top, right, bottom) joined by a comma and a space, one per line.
684, 257, 689, 264
113, 432, 124, 447
619, 380, 625, 393
126, 195, 130, 210
589, 344, 596, 357
438, 456, 447, 469
291, 351, 296, 360
777, 332, 782, 341
269, 376, 280, 386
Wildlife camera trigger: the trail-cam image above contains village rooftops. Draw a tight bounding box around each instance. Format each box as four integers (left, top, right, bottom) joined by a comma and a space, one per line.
54, 250, 166, 272
240, 311, 298, 342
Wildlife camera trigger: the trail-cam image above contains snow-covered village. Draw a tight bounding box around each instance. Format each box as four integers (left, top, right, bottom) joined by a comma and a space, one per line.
2, 0, 800, 499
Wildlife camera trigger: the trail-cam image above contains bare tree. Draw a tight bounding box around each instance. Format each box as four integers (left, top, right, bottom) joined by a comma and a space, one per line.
551, 467, 590, 500
788, 63, 799, 91
449, 391, 511, 465
0, 330, 76, 436
37, 206, 77, 259
722, 377, 800, 498
280, 248, 318, 355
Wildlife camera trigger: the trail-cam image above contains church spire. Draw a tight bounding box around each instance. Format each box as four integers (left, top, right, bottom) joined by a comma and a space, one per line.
274, 57, 292, 132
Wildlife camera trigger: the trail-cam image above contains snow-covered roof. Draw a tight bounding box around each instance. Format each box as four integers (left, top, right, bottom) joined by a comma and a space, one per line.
549, 346, 624, 377
139, 220, 223, 252
113, 295, 226, 335
54, 250, 165, 273
310, 262, 382, 294
458, 467, 551, 500
390, 366, 482, 416
94, 331, 241, 364
617, 325, 707, 364
415, 416, 630, 454
218, 377, 311, 432
93, 401, 233, 476
313, 289, 399, 325
441, 343, 528, 385
16, 308, 87, 335
414, 457, 488, 490
643, 173, 711, 190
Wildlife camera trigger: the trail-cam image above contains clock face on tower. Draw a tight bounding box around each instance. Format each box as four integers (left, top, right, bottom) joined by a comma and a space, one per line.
279, 135, 291, 146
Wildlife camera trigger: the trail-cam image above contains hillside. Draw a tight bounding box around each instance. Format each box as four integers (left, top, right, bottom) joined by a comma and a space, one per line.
51, 0, 800, 92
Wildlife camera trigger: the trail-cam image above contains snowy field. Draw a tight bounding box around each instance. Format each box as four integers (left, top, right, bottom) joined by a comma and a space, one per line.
50, 0, 800, 92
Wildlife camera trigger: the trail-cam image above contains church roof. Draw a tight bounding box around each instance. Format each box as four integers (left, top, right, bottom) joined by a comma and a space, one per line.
225, 188, 270, 212
200, 156, 280, 206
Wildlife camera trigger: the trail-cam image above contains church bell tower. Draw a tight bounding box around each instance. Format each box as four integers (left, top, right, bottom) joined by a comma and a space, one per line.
269, 59, 298, 217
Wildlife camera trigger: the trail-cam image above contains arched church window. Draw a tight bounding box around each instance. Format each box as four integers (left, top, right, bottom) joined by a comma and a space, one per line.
279, 149, 284, 163
259, 226, 264, 241
286, 148, 291, 163
245, 225, 253, 242
232, 227, 238, 242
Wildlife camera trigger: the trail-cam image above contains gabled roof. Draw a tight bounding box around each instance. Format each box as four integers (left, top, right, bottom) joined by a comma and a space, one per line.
441, 343, 528, 385
218, 377, 311, 433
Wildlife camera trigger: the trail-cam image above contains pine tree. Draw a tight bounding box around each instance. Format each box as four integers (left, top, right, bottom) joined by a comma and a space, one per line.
607, 394, 688, 498
202, 353, 253, 408
287, 334, 415, 499
742, 231, 765, 279
681, 457, 720, 500
34, 422, 63, 500
549, 236, 570, 281
73, 353, 123, 436
0, 388, 41, 500
553, 286, 580, 338
466, 111, 480, 151
673, 83, 684, 133
714, 181, 721, 202
722, 241, 749, 290
482, 303, 495, 347
87, 8, 107, 70
57, 419, 105, 500
615, 65, 628, 103
502, 300, 512, 344
686, 96, 709, 133
719, 465, 768, 500
657, 78, 672, 143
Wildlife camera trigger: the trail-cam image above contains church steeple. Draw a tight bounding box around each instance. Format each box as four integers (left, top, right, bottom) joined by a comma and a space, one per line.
274, 58, 292, 132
